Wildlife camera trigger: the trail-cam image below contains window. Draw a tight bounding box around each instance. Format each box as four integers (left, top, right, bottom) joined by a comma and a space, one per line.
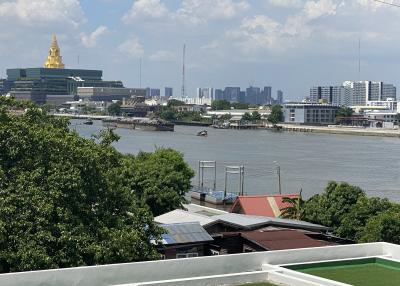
176, 252, 198, 259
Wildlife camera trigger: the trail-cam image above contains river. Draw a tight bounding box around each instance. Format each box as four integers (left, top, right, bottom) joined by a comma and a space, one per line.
71, 120, 400, 202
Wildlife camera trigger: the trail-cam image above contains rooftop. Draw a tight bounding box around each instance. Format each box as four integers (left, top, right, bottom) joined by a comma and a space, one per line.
160, 222, 213, 245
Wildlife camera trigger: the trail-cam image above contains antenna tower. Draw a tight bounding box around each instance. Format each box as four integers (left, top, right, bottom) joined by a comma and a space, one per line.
181, 44, 186, 97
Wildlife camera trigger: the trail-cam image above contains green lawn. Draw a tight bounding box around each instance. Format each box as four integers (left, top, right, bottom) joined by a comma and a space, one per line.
300, 264, 400, 286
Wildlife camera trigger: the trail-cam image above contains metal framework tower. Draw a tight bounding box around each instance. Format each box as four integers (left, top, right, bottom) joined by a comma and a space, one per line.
224, 165, 245, 197
181, 44, 186, 97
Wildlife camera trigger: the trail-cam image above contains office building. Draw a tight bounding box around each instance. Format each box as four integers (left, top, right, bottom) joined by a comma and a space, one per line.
261, 86, 272, 105
283, 102, 340, 124
164, 87, 173, 98
7, 35, 123, 104
77, 87, 146, 102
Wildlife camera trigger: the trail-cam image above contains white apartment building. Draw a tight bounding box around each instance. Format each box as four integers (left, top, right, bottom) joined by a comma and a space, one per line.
343, 81, 396, 107
196, 87, 214, 100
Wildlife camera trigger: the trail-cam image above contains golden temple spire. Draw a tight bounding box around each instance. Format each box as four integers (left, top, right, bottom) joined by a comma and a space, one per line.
44, 34, 65, 69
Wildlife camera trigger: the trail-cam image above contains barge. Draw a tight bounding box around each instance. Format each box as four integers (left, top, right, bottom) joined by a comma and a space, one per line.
102, 118, 174, 131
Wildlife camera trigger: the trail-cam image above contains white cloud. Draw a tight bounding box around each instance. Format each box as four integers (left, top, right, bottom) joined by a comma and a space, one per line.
268, 0, 303, 8
118, 37, 144, 58
123, 0, 169, 22
80, 26, 108, 48
0, 0, 85, 27
149, 50, 175, 61
176, 0, 249, 24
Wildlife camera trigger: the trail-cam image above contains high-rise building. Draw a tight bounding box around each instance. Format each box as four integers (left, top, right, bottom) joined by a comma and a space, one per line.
260, 86, 272, 105
150, 88, 160, 97
342, 81, 396, 106
223, 87, 240, 102
277, 90, 283, 104
164, 87, 173, 98
196, 87, 214, 100
245, 86, 261, 104
309, 86, 348, 106
214, 89, 223, 101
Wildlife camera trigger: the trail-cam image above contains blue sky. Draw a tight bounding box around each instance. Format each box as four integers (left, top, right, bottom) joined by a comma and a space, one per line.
1, 0, 400, 100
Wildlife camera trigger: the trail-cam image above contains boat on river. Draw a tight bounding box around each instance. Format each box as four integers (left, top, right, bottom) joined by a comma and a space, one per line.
197, 130, 208, 137
102, 118, 174, 131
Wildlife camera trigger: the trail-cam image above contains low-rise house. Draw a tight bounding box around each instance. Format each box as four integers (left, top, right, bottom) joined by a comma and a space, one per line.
230, 194, 299, 218
158, 222, 213, 259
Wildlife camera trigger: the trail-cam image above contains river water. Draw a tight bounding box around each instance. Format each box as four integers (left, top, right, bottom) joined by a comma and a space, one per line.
71, 120, 400, 202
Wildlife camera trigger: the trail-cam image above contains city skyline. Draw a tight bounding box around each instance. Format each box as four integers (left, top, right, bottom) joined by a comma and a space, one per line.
1, 0, 400, 100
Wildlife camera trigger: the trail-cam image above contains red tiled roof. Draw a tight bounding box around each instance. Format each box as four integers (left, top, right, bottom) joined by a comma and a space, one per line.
241, 229, 335, 250
230, 194, 299, 217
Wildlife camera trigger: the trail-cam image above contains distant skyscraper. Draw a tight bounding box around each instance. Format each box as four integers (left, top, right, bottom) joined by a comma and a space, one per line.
165, 87, 173, 98
223, 87, 240, 102
196, 87, 214, 100
245, 86, 261, 104
277, 90, 283, 104
214, 89, 223, 100
150, 88, 160, 97
260, 86, 272, 105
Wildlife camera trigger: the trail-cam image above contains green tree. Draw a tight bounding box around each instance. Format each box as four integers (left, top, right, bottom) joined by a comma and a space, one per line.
167, 99, 185, 107
241, 112, 252, 121
303, 182, 365, 230
131, 149, 194, 216
0, 98, 194, 272
280, 190, 305, 220
220, 114, 232, 121
231, 102, 249, 109
395, 113, 400, 125
211, 100, 231, 110
336, 197, 392, 241
160, 109, 176, 121
108, 101, 122, 116
336, 106, 354, 124
359, 209, 400, 244
268, 105, 283, 125
251, 111, 261, 121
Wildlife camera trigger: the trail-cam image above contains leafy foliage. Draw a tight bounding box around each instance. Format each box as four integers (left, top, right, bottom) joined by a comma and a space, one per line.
359, 209, 400, 244
167, 99, 185, 107
268, 105, 283, 125
280, 190, 305, 220
108, 101, 122, 116
303, 182, 365, 230
0, 98, 193, 272
211, 100, 231, 110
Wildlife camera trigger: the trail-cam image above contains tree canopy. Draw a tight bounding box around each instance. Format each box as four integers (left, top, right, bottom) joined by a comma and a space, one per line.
268, 105, 283, 125
211, 100, 231, 110
0, 98, 193, 272
108, 101, 122, 116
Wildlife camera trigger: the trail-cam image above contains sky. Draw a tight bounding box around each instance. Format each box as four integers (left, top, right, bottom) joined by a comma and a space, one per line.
1, 0, 400, 100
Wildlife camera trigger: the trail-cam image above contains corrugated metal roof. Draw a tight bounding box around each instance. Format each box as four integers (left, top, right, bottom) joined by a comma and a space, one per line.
211, 213, 329, 232
230, 194, 299, 217
241, 229, 335, 250
154, 209, 216, 226
161, 222, 213, 245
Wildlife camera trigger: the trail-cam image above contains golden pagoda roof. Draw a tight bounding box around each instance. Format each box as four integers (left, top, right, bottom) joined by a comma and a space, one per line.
44, 34, 65, 69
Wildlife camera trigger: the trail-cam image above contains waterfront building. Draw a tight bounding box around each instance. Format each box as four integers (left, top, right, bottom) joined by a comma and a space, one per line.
77, 87, 146, 102
196, 87, 214, 100
283, 102, 340, 125
7, 35, 123, 104
164, 87, 173, 98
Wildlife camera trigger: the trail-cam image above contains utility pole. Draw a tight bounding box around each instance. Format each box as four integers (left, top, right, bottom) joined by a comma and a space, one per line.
273, 161, 282, 194
181, 44, 186, 97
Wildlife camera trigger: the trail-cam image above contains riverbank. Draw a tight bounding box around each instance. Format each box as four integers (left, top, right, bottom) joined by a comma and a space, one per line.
276, 124, 400, 138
